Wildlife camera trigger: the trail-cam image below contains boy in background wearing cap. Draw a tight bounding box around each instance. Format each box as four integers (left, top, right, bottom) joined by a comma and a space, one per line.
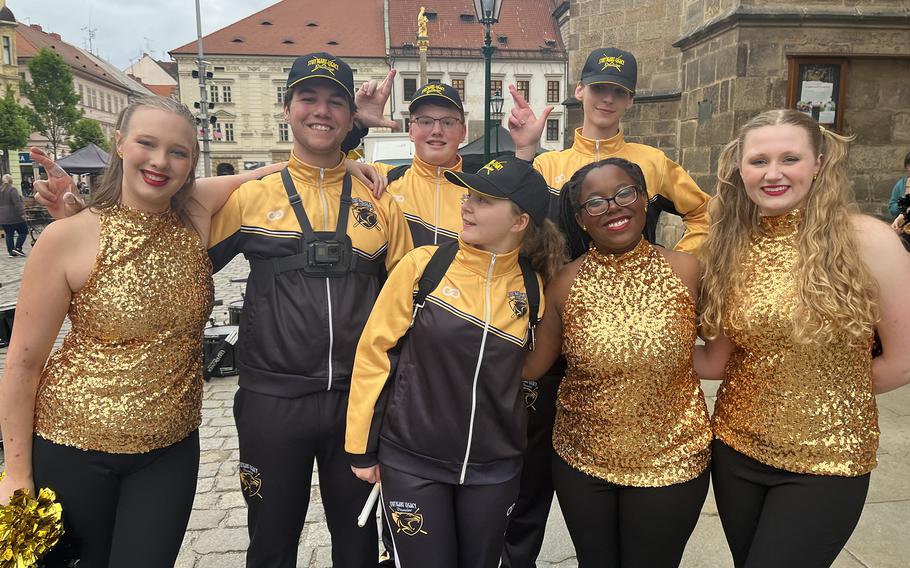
370, 82, 469, 248
208, 52, 412, 568
501, 47, 710, 568
346, 158, 565, 568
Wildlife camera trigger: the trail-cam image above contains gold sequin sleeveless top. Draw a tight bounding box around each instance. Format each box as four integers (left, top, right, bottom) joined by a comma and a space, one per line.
553, 239, 712, 487
713, 210, 878, 476
35, 204, 214, 454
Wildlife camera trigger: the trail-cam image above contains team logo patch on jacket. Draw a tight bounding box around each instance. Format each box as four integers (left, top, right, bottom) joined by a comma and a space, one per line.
522, 380, 539, 410
508, 290, 528, 318
239, 462, 263, 499
389, 501, 428, 536
351, 198, 378, 229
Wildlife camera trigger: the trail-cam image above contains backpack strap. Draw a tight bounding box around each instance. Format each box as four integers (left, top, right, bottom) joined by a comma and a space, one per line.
517, 255, 541, 351
410, 241, 459, 328
386, 165, 411, 185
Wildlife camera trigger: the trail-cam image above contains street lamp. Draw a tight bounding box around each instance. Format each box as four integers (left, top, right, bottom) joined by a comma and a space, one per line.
474, 0, 504, 163
490, 90, 504, 156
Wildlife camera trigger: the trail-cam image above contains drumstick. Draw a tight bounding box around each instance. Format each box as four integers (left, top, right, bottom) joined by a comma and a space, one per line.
357, 483, 381, 527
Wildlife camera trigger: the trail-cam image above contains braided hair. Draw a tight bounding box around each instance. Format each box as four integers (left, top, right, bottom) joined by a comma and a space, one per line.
557, 157, 648, 260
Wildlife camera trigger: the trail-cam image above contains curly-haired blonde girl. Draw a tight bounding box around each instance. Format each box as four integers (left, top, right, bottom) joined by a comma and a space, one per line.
700, 109, 877, 344
695, 109, 910, 567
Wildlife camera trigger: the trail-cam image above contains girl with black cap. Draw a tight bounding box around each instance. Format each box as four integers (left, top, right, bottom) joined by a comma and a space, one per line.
345, 159, 565, 568
522, 157, 712, 567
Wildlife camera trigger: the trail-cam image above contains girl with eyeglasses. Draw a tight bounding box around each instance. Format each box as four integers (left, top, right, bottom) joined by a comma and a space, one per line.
523, 157, 712, 567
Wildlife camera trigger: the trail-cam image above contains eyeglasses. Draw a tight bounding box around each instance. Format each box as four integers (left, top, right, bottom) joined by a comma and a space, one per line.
577, 185, 641, 216
412, 116, 463, 131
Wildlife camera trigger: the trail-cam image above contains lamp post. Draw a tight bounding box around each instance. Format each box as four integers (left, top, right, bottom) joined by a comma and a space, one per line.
490, 90, 504, 157
473, 0, 504, 164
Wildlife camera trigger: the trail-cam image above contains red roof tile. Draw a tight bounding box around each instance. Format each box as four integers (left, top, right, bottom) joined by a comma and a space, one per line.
389, 0, 565, 54
170, 0, 386, 58
16, 23, 129, 91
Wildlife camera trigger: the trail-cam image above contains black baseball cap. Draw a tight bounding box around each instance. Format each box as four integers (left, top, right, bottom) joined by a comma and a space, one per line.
286, 52, 355, 105
408, 82, 464, 113
445, 159, 549, 226
581, 47, 637, 94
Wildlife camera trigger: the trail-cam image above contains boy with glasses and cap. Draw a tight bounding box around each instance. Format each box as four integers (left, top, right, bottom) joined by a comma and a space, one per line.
207, 52, 413, 568
371, 82, 470, 247
501, 47, 711, 568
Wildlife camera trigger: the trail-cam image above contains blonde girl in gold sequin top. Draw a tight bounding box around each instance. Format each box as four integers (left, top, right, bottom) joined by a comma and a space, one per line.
0, 96, 291, 567
524, 157, 712, 568
696, 109, 910, 568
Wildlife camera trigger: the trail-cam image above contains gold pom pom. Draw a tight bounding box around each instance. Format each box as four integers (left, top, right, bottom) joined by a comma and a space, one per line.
0, 471, 65, 568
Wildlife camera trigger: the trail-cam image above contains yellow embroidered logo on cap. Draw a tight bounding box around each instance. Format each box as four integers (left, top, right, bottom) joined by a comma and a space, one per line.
481, 159, 506, 174
308, 57, 339, 76
599, 54, 624, 71
421, 84, 446, 95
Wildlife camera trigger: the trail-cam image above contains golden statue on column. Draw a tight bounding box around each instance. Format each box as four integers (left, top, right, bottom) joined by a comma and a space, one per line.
417, 6, 430, 85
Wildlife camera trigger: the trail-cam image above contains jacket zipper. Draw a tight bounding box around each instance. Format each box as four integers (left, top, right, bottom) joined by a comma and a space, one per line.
596, 138, 601, 161
460, 253, 496, 484
318, 168, 335, 391
433, 167, 441, 245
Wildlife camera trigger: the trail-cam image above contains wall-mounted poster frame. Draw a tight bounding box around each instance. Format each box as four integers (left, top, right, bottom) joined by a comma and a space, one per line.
786, 57, 848, 133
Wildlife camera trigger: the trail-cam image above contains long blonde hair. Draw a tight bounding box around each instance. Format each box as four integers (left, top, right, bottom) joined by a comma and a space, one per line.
700, 109, 878, 344
91, 96, 199, 223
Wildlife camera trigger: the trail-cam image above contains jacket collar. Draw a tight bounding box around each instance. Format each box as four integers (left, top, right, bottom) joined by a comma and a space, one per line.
411, 153, 463, 179
571, 127, 625, 157
287, 150, 347, 187
456, 237, 521, 278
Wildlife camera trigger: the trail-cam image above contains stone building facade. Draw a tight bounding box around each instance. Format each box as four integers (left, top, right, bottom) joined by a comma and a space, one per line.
568, 0, 910, 217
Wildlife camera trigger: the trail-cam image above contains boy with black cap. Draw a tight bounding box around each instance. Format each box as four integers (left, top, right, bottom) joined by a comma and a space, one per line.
372, 82, 470, 247
501, 47, 710, 568
208, 52, 412, 568
346, 158, 566, 568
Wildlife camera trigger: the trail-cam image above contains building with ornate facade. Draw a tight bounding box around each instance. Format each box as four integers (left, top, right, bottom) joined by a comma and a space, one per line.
169, 0, 568, 174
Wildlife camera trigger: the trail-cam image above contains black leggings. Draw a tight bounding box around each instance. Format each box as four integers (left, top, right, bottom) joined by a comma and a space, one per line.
31, 431, 200, 568
380, 464, 520, 568
552, 454, 709, 568
712, 440, 870, 568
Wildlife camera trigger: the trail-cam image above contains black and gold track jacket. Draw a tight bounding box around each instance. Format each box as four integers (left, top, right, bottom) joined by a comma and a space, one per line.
372, 155, 466, 247
209, 152, 413, 397
345, 240, 545, 485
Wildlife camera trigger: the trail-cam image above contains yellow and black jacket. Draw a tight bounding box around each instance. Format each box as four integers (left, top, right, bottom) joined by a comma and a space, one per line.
209, 152, 413, 397
345, 240, 545, 485
372, 155, 465, 247
533, 127, 710, 253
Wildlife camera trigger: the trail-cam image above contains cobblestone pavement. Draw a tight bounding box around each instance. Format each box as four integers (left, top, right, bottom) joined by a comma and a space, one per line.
1, 240, 909, 567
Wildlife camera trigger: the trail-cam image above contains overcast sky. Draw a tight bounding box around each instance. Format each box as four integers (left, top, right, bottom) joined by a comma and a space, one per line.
10, 0, 278, 69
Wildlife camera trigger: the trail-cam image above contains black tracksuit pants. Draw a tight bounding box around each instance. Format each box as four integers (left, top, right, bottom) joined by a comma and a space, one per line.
234, 388, 377, 568
380, 463, 521, 568
501, 375, 560, 568
711, 440, 870, 568
552, 453, 709, 568
32, 431, 200, 568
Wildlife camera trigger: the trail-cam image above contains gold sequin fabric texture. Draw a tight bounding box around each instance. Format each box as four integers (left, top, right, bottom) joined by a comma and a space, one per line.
34, 204, 214, 454
713, 210, 878, 476
553, 239, 712, 487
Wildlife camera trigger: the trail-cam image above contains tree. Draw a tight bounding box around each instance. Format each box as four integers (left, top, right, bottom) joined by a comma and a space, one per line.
20, 48, 82, 158
70, 117, 110, 152
0, 86, 31, 176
